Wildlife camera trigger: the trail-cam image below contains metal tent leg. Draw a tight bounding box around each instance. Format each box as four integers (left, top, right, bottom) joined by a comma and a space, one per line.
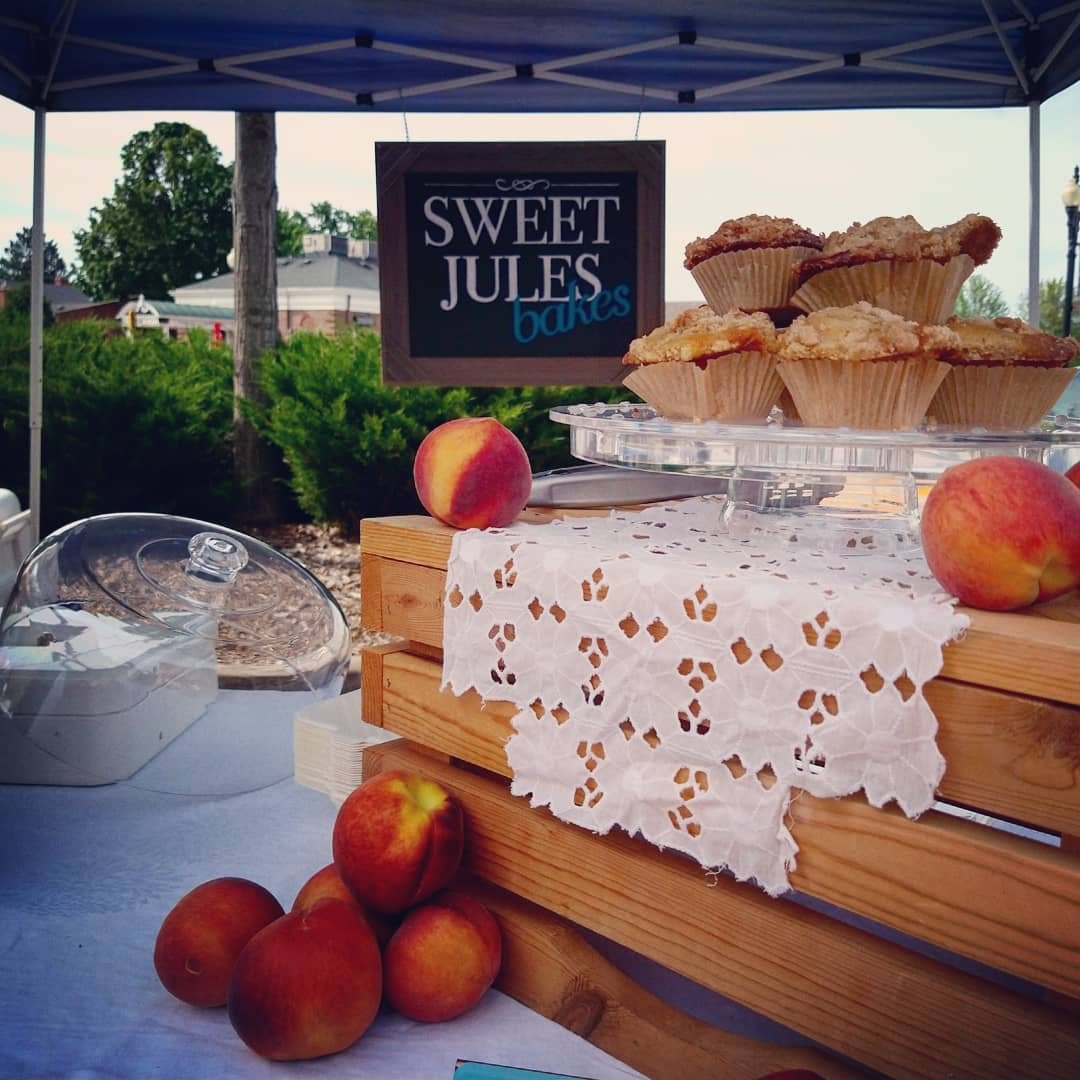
29, 106, 45, 547
1028, 100, 1040, 327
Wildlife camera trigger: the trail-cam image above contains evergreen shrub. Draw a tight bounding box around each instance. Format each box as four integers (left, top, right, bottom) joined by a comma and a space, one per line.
0, 318, 235, 534
256, 328, 632, 529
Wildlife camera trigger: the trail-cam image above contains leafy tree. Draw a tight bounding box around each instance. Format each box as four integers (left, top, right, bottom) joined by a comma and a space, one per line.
1018, 278, 1066, 336
0, 281, 54, 327
953, 274, 1009, 319
276, 204, 377, 255
276, 209, 308, 257
347, 209, 378, 241
303, 202, 378, 241
73, 123, 232, 300
0, 226, 67, 282
306, 201, 353, 236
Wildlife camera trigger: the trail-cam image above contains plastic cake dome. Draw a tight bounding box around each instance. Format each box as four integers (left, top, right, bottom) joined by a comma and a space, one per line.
0, 513, 351, 796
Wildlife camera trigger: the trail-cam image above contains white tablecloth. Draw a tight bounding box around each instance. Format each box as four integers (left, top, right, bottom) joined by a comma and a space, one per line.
0, 753, 646, 1079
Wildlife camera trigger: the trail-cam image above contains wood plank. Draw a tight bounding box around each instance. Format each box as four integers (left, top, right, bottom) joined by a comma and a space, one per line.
362, 741, 1080, 1080
359, 515, 1080, 706
367, 648, 1080, 997
359, 552, 384, 632
925, 679, 1080, 837
464, 876, 863, 1080
787, 793, 1080, 999
360, 555, 442, 644
941, 601, 1080, 706
359, 641, 408, 728
372, 646, 1080, 845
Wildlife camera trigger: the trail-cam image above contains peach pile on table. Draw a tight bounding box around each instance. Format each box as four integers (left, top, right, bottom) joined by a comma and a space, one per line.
153, 770, 500, 1062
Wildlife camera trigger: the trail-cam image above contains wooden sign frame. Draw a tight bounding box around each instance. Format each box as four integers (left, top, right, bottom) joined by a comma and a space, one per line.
376, 141, 664, 386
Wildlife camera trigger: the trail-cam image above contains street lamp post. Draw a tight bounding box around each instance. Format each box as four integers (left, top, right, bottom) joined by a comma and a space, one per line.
1064, 166, 1080, 338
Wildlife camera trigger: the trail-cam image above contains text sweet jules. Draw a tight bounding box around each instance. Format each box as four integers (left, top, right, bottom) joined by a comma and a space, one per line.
423, 194, 631, 343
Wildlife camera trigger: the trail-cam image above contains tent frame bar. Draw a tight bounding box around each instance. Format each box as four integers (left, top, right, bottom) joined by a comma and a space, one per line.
982, 0, 1032, 92
28, 7, 1080, 111
0, 56, 31, 86
1034, 9, 1080, 80
29, 107, 45, 548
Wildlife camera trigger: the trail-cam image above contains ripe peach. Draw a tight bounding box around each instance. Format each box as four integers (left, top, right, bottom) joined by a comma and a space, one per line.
413, 416, 532, 529
153, 877, 284, 1007
1066, 460, 1080, 490
921, 457, 1080, 610
383, 890, 502, 1022
291, 863, 398, 947
333, 770, 464, 915
227, 898, 382, 1061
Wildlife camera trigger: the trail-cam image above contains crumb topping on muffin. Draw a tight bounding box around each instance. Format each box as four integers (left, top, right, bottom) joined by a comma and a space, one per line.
945, 315, 1080, 367
624, 305, 778, 366
684, 215, 824, 270
794, 213, 1001, 284
778, 301, 960, 363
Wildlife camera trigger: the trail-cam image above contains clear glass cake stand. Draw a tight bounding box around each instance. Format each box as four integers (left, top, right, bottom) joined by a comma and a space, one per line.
549, 403, 1080, 554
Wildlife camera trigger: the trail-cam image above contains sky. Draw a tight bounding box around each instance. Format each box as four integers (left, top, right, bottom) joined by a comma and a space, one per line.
0, 83, 1078, 310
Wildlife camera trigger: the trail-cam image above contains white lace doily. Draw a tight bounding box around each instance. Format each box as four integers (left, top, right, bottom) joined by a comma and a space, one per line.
441, 497, 969, 895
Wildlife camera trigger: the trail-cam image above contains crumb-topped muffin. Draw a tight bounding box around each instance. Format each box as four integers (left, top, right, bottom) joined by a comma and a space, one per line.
622, 306, 783, 422
684, 215, 824, 318
780, 301, 959, 362
926, 315, 1080, 428
624, 305, 777, 365
794, 214, 1001, 283
776, 301, 959, 429
945, 315, 1080, 367
684, 215, 824, 269
790, 213, 1001, 324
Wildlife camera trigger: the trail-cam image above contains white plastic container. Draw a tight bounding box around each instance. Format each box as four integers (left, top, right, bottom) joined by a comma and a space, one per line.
0, 512, 351, 795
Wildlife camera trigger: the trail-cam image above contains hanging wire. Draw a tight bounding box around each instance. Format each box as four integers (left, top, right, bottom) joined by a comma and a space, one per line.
633, 84, 645, 140
399, 88, 410, 142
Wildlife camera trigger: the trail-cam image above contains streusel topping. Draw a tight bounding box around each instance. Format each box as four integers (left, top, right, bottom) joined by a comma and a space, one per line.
778, 301, 960, 363
795, 213, 1001, 283
684, 215, 824, 269
624, 306, 778, 366
946, 315, 1080, 367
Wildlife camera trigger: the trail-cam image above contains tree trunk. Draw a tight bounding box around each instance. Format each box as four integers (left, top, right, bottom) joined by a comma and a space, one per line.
232, 111, 280, 526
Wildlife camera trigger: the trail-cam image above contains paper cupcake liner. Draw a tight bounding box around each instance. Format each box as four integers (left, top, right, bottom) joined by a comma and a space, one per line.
927, 365, 1076, 429
777, 356, 949, 430
691, 247, 821, 314
789, 255, 975, 324
623, 351, 784, 422
776, 386, 801, 422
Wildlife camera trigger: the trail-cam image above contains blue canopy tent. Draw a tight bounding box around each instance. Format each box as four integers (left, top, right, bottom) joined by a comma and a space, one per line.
2, 0, 1079, 542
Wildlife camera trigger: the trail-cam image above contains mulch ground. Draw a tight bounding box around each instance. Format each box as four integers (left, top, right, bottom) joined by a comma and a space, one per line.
248, 522, 390, 656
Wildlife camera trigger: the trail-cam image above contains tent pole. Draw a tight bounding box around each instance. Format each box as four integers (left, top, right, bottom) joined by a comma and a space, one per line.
1028, 100, 1040, 327
28, 105, 45, 547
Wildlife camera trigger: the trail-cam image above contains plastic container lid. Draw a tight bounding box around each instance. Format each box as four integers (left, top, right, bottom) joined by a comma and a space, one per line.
0, 513, 351, 796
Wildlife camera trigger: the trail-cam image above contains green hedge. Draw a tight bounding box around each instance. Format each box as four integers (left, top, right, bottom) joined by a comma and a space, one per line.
1, 319, 631, 534
254, 328, 632, 529
0, 319, 236, 535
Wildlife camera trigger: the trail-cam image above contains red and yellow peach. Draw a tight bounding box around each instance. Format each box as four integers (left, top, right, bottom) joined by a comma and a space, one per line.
332, 770, 464, 915
291, 863, 397, 947
153, 877, 284, 1008
227, 898, 382, 1061
383, 890, 502, 1022
921, 456, 1080, 610
413, 417, 532, 530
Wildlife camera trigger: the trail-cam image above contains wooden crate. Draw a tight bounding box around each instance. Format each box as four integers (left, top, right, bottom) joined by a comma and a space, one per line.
360, 511, 1080, 1080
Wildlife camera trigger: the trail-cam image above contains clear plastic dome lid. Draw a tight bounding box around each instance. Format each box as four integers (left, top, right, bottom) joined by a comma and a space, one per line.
0, 513, 351, 796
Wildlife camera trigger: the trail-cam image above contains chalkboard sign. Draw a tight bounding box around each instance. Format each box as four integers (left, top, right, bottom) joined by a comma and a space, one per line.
377, 142, 664, 386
